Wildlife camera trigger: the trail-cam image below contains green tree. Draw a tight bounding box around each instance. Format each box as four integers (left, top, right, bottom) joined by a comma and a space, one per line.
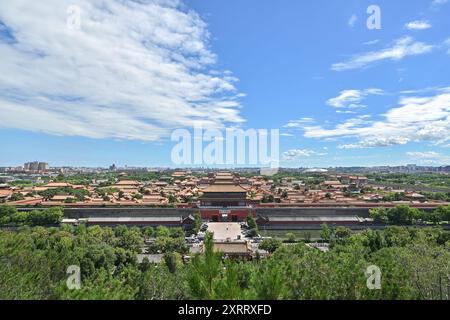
116, 227, 143, 252
434, 205, 450, 222
155, 225, 170, 238
132, 193, 143, 200
163, 252, 182, 273
320, 224, 334, 242
188, 232, 223, 299
286, 232, 296, 243
246, 214, 257, 230
369, 207, 389, 224
252, 258, 287, 299
28, 207, 64, 226
387, 205, 420, 225
169, 227, 185, 239
249, 228, 259, 238
167, 194, 177, 204
191, 212, 202, 235
335, 227, 352, 240
259, 238, 282, 253
0, 205, 17, 224
142, 226, 154, 238
262, 194, 274, 203
9, 193, 25, 202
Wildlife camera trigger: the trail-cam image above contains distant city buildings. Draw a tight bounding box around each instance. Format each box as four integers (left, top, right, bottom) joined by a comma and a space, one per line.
24, 161, 49, 172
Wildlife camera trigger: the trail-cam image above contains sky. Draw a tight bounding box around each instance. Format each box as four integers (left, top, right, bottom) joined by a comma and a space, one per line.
0, 0, 449, 168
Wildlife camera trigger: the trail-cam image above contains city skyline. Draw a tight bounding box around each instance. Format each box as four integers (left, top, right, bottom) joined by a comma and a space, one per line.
2, 161, 450, 172
0, 0, 449, 167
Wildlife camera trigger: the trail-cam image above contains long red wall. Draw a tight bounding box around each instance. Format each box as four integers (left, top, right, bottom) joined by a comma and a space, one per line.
200, 209, 255, 221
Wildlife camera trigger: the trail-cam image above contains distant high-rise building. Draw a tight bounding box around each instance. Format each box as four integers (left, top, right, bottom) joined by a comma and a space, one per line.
38, 162, 49, 171
109, 164, 117, 171
24, 161, 49, 171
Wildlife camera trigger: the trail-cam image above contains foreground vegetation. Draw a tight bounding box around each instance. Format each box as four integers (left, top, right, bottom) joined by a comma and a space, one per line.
0, 223, 449, 300
370, 205, 450, 225
0, 205, 63, 226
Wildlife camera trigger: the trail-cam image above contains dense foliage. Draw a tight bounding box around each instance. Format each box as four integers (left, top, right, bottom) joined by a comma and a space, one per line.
0, 222, 449, 300
366, 173, 450, 189
370, 205, 450, 225
37, 187, 90, 201
0, 205, 64, 226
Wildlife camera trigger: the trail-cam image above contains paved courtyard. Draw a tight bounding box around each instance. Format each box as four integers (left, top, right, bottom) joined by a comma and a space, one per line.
207, 222, 243, 241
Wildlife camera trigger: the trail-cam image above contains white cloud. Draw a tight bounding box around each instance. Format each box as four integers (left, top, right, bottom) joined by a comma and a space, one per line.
332, 36, 434, 71
326, 88, 383, 109
432, 0, 448, 5
405, 20, 431, 30
0, 0, 244, 141
363, 39, 380, 45
283, 118, 315, 128
338, 137, 410, 149
282, 149, 327, 161
406, 151, 441, 158
304, 87, 450, 148
336, 110, 357, 114
445, 38, 450, 55
406, 151, 450, 165
348, 14, 358, 28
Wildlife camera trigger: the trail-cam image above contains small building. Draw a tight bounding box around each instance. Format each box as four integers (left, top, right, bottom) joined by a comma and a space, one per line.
113, 180, 141, 190
43, 182, 73, 189
404, 192, 426, 202
50, 195, 76, 202
213, 241, 252, 260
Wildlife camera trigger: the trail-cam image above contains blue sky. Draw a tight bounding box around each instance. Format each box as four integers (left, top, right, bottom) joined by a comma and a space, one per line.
0, 0, 449, 168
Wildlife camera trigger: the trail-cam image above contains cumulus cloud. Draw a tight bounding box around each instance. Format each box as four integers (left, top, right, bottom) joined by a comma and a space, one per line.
304, 87, 450, 148
338, 137, 410, 149
332, 36, 434, 71
326, 88, 384, 109
0, 0, 244, 141
282, 149, 327, 161
405, 20, 431, 30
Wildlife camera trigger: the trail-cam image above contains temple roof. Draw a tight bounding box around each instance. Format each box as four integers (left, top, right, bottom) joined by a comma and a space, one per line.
201, 184, 247, 193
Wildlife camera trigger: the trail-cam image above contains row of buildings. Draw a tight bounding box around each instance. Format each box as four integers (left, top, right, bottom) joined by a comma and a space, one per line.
1, 170, 445, 208
2, 171, 448, 229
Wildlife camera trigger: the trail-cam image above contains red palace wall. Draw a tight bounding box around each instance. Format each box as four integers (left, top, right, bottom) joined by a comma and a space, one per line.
266, 220, 360, 226
200, 209, 255, 222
